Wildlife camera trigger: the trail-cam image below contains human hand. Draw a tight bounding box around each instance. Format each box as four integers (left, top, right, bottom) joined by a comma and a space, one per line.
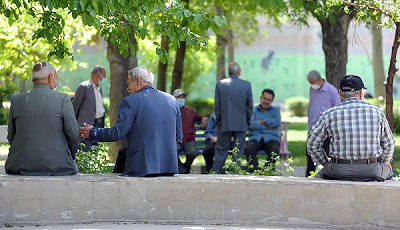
210, 136, 217, 143
79, 123, 93, 139
201, 117, 208, 129
256, 119, 265, 125
385, 162, 393, 171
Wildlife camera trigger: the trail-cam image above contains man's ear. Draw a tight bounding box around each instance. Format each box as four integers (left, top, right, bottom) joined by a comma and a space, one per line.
339, 90, 343, 100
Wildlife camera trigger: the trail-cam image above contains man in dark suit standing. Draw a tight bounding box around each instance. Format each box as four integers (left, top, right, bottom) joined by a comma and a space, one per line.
72, 65, 106, 151
6, 62, 80, 176
213, 62, 253, 173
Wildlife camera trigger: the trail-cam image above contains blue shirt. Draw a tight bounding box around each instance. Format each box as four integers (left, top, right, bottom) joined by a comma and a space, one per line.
204, 113, 217, 140
89, 85, 183, 177
248, 105, 281, 143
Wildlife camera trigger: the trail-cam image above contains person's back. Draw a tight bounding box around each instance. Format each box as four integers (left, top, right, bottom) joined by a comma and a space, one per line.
213, 62, 253, 173
82, 67, 182, 177
123, 88, 179, 175
307, 75, 394, 181
6, 62, 79, 176
217, 77, 252, 132
319, 99, 390, 161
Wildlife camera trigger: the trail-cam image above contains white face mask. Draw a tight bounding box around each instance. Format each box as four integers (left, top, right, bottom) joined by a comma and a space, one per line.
311, 84, 320, 90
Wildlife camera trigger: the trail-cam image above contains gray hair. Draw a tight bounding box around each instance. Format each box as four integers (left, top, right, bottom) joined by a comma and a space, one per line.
91, 65, 104, 75
341, 89, 361, 99
228, 63, 241, 76
31, 62, 56, 81
307, 70, 321, 81
128, 67, 154, 84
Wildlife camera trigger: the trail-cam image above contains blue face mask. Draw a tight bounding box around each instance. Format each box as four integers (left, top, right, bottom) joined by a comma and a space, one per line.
176, 98, 185, 108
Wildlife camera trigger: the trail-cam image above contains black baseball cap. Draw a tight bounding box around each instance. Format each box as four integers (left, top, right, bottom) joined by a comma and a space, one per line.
340, 75, 367, 92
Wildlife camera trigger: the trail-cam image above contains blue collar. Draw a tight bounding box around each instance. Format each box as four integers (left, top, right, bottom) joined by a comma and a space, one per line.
230, 75, 239, 79
139, 85, 154, 92
256, 105, 273, 112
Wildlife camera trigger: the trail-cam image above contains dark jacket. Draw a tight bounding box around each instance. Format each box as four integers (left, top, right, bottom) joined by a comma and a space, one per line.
6, 84, 80, 175
214, 76, 253, 132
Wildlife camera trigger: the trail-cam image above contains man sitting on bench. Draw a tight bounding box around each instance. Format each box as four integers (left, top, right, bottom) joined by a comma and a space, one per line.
245, 89, 281, 173
173, 89, 207, 174
307, 75, 394, 181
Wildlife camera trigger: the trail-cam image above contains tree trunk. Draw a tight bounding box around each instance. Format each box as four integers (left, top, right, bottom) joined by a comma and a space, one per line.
157, 35, 169, 92
216, 6, 227, 82
372, 21, 386, 99
386, 22, 400, 130
170, 0, 188, 93
106, 28, 138, 159
385, 22, 400, 164
227, 29, 234, 63
318, 10, 355, 89
170, 41, 186, 93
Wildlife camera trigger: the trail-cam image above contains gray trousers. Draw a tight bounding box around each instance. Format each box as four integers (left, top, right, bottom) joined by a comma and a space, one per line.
212, 129, 247, 174
177, 142, 197, 174
315, 161, 393, 182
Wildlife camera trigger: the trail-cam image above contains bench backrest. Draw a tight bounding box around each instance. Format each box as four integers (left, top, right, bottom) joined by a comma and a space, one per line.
184, 121, 290, 155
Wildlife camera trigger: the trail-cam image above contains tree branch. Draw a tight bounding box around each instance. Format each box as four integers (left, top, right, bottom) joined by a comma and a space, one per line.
342, 0, 394, 21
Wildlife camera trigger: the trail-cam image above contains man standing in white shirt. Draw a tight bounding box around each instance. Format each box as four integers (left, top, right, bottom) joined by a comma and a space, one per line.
72, 65, 106, 151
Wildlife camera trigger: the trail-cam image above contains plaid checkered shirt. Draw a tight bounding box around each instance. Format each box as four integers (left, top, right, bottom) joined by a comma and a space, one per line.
307, 98, 395, 165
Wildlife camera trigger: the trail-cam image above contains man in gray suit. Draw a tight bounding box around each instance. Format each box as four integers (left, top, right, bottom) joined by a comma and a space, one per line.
6, 62, 80, 176
213, 62, 253, 173
72, 65, 106, 151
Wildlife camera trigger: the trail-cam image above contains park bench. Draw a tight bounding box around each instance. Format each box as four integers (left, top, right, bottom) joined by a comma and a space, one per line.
179, 121, 291, 168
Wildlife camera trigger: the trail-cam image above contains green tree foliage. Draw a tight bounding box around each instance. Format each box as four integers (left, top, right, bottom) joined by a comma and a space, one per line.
0, 5, 96, 99
139, 36, 216, 95
0, 0, 226, 62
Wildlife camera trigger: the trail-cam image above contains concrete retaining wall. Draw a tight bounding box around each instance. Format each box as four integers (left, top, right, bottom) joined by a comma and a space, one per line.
1, 174, 399, 229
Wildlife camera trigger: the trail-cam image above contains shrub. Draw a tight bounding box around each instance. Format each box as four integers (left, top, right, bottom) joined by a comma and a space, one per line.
186, 98, 214, 117
103, 98, 110, 128
0, 107, 9, 125
75, 143, 115, 174
285, 97, 309, 117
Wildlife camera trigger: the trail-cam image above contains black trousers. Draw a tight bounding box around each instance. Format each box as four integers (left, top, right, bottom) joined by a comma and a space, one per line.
306, 138, 330, 177
203, 140, 216, 173
113, 147, 127, 173
244, 138, 280, 173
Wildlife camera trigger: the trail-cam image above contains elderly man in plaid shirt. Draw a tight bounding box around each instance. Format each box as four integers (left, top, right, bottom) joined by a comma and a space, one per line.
307, 75, 394, 181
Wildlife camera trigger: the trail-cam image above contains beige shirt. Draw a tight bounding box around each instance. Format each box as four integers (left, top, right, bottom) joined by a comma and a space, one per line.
90, 80, 105, 119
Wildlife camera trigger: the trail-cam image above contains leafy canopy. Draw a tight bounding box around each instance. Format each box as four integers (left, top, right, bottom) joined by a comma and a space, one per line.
0, 0, 226, 60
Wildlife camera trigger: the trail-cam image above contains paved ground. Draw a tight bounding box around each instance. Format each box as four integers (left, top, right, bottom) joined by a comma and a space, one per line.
0, 223, 332, 230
